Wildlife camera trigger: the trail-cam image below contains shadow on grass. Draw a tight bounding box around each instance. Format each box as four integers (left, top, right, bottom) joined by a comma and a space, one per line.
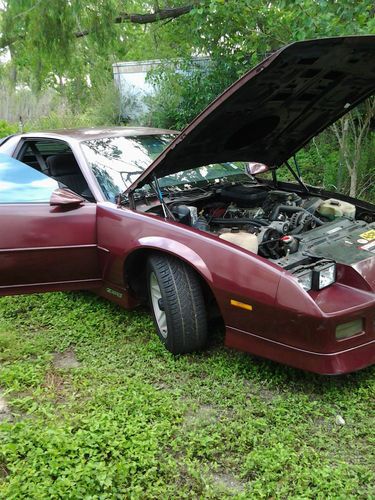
32, 290, 375, 398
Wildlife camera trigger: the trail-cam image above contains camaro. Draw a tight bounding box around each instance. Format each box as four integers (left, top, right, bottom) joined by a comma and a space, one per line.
1, 36, 375, 374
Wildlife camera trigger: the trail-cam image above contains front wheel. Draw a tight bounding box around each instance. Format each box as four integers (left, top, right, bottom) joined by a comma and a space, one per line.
147, 254, 207, 354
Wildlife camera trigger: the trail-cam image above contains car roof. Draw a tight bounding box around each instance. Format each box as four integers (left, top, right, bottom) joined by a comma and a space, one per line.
12, 127, 179, 142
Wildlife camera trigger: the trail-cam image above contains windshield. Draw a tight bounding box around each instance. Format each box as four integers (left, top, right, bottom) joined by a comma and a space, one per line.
158, 162, 248, 189
81, 134, 249, 201
81, 135, 174, 202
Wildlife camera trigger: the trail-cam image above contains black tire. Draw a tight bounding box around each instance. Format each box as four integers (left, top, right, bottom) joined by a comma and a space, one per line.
147, 254, 207, 354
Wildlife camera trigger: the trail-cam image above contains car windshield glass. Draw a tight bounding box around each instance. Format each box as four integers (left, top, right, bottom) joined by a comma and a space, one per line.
80, 135, 175, 202
157, 162, 248, 189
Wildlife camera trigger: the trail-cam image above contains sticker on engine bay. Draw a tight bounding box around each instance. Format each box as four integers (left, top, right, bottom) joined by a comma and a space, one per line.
359, 240, 375, 253
359, 229, 375, 241
327, 226, 342, 234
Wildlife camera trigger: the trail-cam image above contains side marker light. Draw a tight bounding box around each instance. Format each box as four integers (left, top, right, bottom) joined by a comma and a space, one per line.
230, 299, 253, 311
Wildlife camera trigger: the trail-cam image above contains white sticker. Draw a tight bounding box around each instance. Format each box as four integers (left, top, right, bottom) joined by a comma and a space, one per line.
357, 239, 368, 244
360, 241, 375, 252
327, 227, 342, 234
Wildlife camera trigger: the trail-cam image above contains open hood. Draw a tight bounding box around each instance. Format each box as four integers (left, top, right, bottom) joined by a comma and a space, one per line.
128, 35, 375, 192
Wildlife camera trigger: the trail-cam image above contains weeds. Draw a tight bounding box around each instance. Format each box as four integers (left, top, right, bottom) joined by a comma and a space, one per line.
0, 292, 374, 498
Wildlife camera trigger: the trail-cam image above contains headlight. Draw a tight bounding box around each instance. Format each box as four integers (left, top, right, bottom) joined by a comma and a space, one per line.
295, 268, 313, 291
313, 262, 336, 290
293, 261, 336, 292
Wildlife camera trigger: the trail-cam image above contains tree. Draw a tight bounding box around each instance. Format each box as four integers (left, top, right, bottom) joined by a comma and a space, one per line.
2, 0, 374, 98
144, 0, 375, 202
0, 1, 198, 95
332, 98, 375, 198
144, 0, 375, 127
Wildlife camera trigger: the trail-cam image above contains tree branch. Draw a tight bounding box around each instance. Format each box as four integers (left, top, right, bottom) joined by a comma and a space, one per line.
0, 4, 196, 48
13, 0, 44, 20
75, 5, 194, 38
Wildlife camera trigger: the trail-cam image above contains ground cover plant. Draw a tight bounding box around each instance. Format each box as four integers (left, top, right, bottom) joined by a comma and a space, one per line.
0, 292, 374, 498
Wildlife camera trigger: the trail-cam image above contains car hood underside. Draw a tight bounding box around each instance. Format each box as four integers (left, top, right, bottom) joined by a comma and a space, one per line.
130, 35, 375, 191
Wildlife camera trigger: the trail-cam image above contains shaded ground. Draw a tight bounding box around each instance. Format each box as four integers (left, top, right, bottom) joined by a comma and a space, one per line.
0, 392, 11, 422
52, 348, 81, 369
0, 291, 374, 498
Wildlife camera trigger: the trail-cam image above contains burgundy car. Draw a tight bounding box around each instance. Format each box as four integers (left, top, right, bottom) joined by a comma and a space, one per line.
1, 36, 374, 374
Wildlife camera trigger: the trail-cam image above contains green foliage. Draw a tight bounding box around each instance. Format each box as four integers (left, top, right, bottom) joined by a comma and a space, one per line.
275, 128, 375, 204
0, 80, 131, 132
0, 292, 374, 497
145, 0, 374, 130
146, 59, 241, 130
0, 0, 374, 201
0, 120, 17, 138
84, 82, 124, 126
2, 0, 374, 129
27, 110, 91, 132
0, 1, 193, 96
295, 132, 341, 189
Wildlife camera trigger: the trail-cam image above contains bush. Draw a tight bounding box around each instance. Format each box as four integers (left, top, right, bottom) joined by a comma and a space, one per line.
0, 80, 128, 133
0, 85, 62, 125
28, 109, 92, 131
84, 82, 123, 126
146, 58, 244, 130
0, 120, 17, 138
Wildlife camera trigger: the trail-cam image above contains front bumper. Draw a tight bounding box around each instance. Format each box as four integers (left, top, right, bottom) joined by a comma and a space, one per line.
225, 326, 375, 375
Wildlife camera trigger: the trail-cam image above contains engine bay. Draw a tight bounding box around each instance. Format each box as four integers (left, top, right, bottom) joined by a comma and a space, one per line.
142, 182, 375, 290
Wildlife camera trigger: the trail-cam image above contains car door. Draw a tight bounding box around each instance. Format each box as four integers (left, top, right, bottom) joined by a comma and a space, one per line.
0, 155, 101, 296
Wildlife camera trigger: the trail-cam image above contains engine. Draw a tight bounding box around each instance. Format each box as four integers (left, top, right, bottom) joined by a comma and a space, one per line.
171, 187, 330, 260
145, 182, 375, 290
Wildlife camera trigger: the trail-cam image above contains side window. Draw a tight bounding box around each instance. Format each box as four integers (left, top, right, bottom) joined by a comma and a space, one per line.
18, 140, 94, 201
0, 156, 59, 203
19, 140, 72, 170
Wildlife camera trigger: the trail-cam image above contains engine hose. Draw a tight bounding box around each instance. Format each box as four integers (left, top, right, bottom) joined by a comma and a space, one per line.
258, 237, 281, 247
270, 205, 324, 226
290, 224, 304, 235
210, 218, 267, 227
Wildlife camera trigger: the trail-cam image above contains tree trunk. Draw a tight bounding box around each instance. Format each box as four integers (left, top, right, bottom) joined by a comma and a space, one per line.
349, 168, 357, 198
331, 98, 374, 199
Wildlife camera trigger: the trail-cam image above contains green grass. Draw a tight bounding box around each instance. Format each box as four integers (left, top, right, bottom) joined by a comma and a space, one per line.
0, 292, 374, 499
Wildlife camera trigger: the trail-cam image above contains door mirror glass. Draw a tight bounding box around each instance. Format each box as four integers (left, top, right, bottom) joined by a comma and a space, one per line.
246, 162, 270, 176
50, 188, 85, 207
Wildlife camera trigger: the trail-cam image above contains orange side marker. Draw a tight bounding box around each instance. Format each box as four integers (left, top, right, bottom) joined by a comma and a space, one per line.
230, 299, 253, 311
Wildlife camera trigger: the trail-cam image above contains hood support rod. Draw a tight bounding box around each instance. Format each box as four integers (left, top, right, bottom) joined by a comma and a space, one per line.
285, 160, 309, 193
152, 174, 175, 220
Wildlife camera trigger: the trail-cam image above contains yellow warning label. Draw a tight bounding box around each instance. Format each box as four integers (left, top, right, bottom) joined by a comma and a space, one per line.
359, 230, 375, 241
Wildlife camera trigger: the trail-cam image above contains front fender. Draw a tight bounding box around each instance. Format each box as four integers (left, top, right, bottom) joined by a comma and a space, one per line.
133, 236, 213, 284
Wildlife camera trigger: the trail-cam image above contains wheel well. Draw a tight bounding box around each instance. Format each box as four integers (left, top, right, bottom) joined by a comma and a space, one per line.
124, 249, 221, 319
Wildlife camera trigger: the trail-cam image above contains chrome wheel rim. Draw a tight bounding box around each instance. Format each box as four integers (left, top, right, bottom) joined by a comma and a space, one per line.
150, 272, 168, 338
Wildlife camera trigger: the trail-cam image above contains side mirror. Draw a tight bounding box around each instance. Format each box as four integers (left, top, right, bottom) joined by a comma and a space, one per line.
50, 188, 85, 207
245, 162, 270, 176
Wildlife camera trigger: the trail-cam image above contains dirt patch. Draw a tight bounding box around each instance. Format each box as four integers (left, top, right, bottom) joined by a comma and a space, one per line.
53, 348, 81, 369
0, 463, 9, 478
43, 370, 68, 401
0, 392, 11, 422
183, 404, 218, 428
211, 471, 246, 494
243, 379, 279, 403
